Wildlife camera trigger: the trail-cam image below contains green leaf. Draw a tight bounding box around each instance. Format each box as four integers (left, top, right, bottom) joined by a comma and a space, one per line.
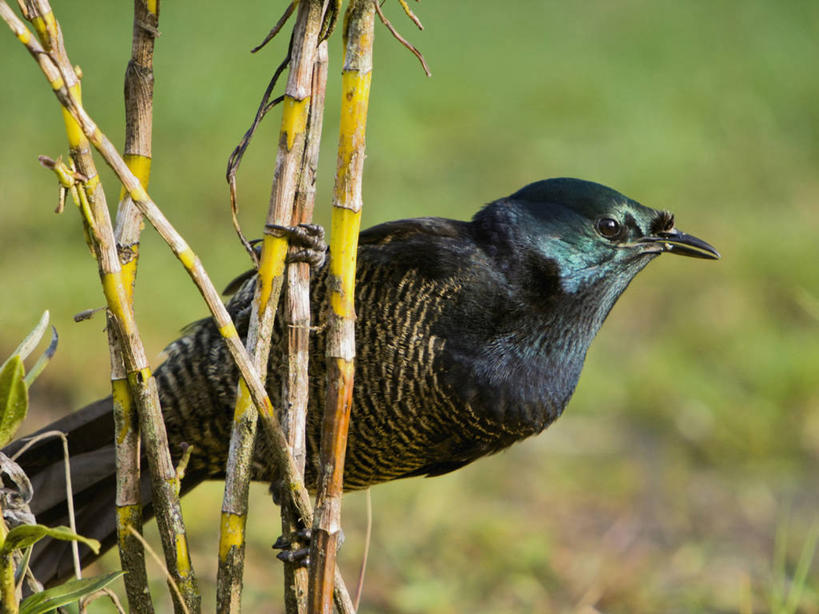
23, 326, 58, 388
0, 355, 28, 448
0, 525, 100, 557
783, 520, 819, 614
0, 312, 50, 371
19, 571, 125, 614
14, 545, 33, 587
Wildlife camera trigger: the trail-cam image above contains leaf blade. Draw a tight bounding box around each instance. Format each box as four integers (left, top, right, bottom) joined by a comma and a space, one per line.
0, 355, 28, 448
19, 571, 125, 614
0, 525, 100, 557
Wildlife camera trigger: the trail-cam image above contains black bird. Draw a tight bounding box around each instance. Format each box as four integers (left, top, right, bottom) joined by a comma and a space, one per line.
5, 177, 719, 585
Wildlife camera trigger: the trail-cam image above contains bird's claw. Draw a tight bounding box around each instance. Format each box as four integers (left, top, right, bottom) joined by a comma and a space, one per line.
276, 547, 310, 566
273, 528, 312, 567
265, 223, 327, 269
273, 528, 312, 550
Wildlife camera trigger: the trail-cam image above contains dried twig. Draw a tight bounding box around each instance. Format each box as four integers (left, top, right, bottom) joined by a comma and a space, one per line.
79, 587, 127, 614
9, 430, 79, 581
226, 55, 290, 267
374, 0, 430, 76
251, 0, 296, 53
353, 489, 372, 611
397, 0, 423, 30
127, 527, 190, 614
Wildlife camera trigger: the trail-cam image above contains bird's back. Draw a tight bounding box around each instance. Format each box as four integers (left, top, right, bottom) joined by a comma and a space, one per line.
157, 215, 556, 490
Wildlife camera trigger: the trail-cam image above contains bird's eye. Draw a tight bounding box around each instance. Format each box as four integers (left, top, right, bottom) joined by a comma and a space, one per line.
595, 217, 621, 239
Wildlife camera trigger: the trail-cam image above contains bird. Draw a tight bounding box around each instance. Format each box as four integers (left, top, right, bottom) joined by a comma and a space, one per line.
4, 177, 719, 586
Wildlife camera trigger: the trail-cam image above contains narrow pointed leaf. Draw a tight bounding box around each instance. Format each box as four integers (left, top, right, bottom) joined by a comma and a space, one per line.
0, 311, 49, 371
19, 571, 125, 614
23, 326, 58, 388
14, 546, 33, 587
0, 525, 100, 557
0, 355, 28, 447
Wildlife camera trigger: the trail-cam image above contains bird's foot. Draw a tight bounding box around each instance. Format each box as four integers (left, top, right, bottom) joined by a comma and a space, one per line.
273, 528, 312, 567
265, 223, 327, 269
271, 527, 346, 568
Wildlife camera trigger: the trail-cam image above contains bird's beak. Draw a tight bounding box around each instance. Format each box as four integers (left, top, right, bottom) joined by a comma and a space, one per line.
639, 229, 721, 260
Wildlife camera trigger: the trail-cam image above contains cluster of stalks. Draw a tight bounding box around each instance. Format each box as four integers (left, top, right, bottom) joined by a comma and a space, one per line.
0, 0, 427, 612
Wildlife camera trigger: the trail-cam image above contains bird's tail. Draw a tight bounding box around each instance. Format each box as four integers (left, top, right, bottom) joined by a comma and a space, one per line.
2, 397, 205, 587
3, 398, 129, 586
4, 309, 246, 587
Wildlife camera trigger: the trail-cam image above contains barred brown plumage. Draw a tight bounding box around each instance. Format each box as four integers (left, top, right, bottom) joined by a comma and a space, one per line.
160, 216, 492, 491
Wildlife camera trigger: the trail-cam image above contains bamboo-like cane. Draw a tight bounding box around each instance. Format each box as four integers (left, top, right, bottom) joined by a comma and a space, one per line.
6, 3, 200, 612
1, 0, 314, 528
307, 2, 375, 612
109, 2, 160, 612
4, 0, 310, 516
281, 38, 329, 614
3, 6, 350, 613
215, 2, 324, 612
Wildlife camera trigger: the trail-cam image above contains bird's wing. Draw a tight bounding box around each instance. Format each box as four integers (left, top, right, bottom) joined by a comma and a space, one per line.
358, 217, 468, 246
219, 218, 466, 296
394, 429, 508, 480
397, 459, 473, 479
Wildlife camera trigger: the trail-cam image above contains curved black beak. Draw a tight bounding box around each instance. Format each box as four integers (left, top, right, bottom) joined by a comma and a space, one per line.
640, 229, 721, 260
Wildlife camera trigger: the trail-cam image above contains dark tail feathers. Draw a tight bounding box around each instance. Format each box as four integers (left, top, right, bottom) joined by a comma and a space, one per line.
3, 398, 204, 587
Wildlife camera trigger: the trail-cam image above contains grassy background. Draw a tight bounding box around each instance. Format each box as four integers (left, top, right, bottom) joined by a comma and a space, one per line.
1, 1, 818, 612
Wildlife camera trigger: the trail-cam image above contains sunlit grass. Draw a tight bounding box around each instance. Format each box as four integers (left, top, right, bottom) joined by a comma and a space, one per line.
770, 517, 819, 614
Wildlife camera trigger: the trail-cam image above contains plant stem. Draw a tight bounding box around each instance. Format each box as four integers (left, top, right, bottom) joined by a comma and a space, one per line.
281, 36, 329, 614
307, 1, 375, 612
215, 1, 326, 612
110, 1, 161, 611
8, 3, 198, 610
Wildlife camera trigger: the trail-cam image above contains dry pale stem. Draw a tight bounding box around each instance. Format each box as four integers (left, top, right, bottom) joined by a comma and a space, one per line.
251, 0, 295, 53
216, 2, 326, 613
308, 1, 374, 612
280, 37, 329, 614
374, 0, 430, 77
110, 1, 161, 612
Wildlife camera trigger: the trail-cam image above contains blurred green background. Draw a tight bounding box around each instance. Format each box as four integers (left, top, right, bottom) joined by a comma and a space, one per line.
1, 1, 818, 612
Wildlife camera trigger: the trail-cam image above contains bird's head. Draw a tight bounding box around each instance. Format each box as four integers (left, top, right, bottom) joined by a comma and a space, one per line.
474, 177, 719, 297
